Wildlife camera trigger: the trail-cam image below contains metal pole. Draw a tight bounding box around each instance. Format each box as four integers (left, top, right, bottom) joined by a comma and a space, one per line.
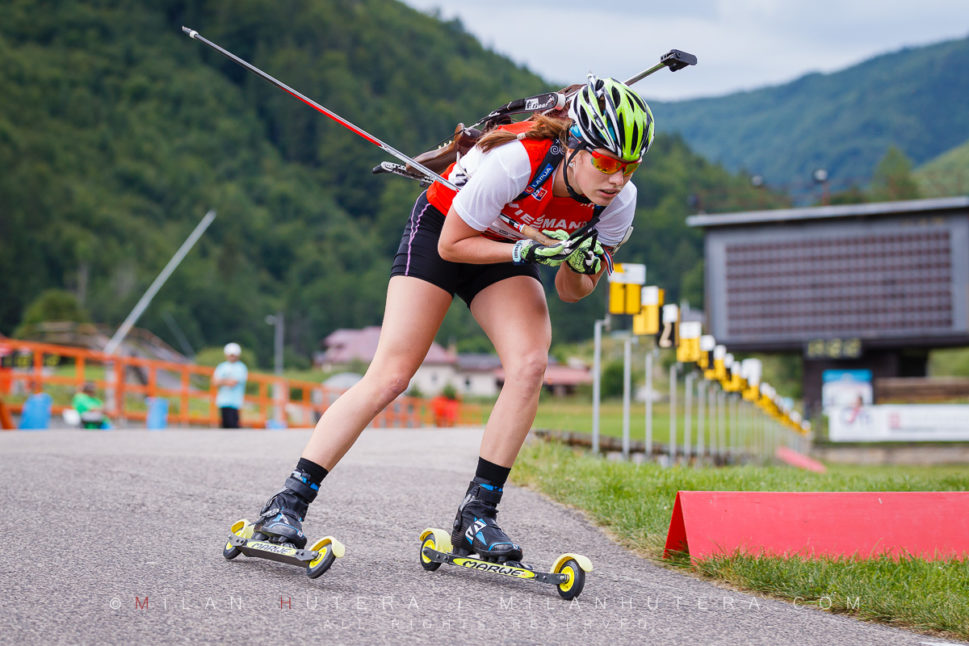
740, 400, 748, 460
274, 312, 284, 376
266, 312, 285, 424
753, 406, 761, 463
645, 349, 654, 459
748, 403, 755, 460
697, 380, 705, 461
762, 412, 770, 464
669, 363, 678, 465
104, 210, 216, 355
161, 311, 196, 359
622, 335, 632, 460
718, 391, 727, 464
592, 319, 604, 454
742, 399, 748, 459
730, 396, 738, 461
708, 386, 717, 459
764, 412, 771, 464
683, 373, 694, 462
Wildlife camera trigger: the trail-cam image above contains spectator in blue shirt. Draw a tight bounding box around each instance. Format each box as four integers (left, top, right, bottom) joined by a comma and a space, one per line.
213, 343, 248, 428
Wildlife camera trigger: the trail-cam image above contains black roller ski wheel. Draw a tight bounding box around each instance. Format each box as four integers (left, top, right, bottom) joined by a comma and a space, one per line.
223, 540, 241, 560
419, 534, 443, 572
556, 558, 585, 600
306, 545, 337, 579
223, 519, 250, 560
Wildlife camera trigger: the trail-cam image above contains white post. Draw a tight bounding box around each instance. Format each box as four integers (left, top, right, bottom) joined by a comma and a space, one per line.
696, 380, 705, 462
622, 335, 632, 460
645, 349, 654, 460
718, 391, 727, 464
592, 318, 605, 454
266, 312, 285, 424
730, 395, 738, 461
683, 372, 694, 462
669, 363, 678, 465
104, 210, 216, 356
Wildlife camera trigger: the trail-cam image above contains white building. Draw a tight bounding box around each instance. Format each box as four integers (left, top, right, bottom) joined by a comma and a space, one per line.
315, 326, 590, 398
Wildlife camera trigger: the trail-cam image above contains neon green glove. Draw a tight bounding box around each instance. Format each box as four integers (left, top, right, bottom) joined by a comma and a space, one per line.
566, 235, 605, 275
512, 230, 571, 267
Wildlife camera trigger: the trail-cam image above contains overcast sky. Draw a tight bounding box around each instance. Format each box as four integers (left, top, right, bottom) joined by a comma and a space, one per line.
401, 0, 969, 101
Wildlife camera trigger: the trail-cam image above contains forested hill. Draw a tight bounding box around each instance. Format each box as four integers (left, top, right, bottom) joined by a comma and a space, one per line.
1, 0, 780, 367
648, 35, 969, 197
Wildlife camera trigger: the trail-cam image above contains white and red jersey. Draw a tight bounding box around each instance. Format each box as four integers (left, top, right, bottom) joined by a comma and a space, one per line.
426, 121, 636, 247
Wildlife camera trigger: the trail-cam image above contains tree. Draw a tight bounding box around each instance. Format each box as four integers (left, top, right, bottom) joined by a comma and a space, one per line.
870, 146, 921, 202
13, 289, 89, 337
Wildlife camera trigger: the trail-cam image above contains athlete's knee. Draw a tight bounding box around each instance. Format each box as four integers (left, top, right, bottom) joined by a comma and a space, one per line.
364, 371, 412, 403
505, 350, 548, 386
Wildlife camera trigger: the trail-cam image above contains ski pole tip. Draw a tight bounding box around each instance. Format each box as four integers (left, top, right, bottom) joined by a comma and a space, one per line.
181, 26, 199, 39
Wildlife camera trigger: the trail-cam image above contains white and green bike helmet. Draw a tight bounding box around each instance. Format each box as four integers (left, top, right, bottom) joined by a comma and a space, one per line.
568, 76, 655, 161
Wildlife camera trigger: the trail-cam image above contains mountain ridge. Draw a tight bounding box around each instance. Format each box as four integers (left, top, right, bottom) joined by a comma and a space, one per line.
647, 35, 969, 197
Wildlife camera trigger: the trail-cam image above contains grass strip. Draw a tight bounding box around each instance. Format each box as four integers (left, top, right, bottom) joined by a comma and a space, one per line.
534, 398, 674, 443
512, 440, 969, 640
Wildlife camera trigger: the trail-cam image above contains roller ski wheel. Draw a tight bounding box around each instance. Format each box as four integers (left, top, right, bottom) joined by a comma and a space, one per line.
223, 518, 345, 579
419, 528, 451, 571
554, 557, 586, 600
418, 527, 592, 600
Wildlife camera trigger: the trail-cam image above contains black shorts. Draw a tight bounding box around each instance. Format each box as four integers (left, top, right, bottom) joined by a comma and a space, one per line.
391, 191, 541, 307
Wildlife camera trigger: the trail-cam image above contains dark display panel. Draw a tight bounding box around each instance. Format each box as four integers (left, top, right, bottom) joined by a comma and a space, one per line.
704, 215, 969, 349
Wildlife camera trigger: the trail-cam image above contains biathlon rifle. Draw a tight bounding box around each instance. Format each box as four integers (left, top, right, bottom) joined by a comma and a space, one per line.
374, 49, 697, 185
182, 26, 694, 247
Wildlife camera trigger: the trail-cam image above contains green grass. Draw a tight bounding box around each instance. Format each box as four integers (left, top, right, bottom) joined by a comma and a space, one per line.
694, 554, 969, 637
929, 347, 969, 378
533, 398, 673, 443
512, 440, 969, 640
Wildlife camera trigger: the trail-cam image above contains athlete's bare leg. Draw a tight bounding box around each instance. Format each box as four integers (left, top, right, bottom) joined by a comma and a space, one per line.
469, 276, 551, 467
300, 276, 453, 469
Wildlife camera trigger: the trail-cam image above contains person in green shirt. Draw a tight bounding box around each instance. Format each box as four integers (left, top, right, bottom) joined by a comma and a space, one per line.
72, 382, 107, 429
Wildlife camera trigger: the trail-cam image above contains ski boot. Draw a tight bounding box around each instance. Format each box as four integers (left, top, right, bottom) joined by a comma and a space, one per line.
450, 477, 523, 563
419, 478, 592, 599
252, 469, 319, 548
222, 469, 345, 579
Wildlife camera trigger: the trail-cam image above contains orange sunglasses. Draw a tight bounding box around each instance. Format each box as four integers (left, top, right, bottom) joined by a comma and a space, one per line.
587, 149, 642, 177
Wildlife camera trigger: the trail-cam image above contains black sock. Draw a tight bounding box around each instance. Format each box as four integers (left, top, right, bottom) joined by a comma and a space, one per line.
296, 457, 328, 488
475, 456, 511, 489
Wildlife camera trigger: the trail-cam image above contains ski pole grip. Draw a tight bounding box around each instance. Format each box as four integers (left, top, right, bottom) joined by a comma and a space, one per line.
518, 224, 561, 248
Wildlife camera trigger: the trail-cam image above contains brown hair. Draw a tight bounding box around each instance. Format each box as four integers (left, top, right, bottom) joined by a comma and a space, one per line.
476, 114, 571, 153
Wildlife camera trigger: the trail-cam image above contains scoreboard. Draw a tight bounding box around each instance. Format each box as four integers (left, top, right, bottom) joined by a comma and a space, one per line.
688, 197, 969, 351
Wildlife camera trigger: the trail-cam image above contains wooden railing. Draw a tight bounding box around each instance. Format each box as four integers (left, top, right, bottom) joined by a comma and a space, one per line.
0, 339, 481, 429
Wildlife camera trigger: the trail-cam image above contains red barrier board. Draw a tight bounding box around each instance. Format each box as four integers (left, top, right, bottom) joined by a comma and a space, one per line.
663, 491, 969, 561
774, 446, 826, 473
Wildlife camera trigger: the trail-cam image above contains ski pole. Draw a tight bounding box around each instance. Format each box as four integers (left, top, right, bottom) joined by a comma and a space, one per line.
181, 28, 454, 191
182, 26, 561, 247
463, 49, 697, 131
624, 49, 697, 86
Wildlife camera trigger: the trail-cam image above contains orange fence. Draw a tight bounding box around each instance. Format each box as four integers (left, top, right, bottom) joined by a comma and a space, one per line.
0, 339, 481, 429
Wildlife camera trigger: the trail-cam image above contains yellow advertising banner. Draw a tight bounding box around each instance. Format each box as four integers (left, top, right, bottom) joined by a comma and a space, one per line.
698, 335, 715, 370
608, 263, 646, 315
713, 345, 727, 381
676, 322, 702, 363
633, 286, 663, 335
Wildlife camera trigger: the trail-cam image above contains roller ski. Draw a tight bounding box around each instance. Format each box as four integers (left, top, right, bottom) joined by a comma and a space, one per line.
418, 478, 592, 599
223, 519, 344, 578
222, 468, 344, 579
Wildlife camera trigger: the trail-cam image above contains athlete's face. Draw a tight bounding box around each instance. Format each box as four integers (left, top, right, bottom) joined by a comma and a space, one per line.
571, 148, 638, 207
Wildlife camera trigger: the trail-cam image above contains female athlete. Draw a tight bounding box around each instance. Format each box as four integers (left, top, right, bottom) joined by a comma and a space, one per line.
250, 76, 654, 562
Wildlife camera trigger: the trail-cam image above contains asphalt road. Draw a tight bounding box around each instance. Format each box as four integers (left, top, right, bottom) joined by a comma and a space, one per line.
0, 428, 962, 646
